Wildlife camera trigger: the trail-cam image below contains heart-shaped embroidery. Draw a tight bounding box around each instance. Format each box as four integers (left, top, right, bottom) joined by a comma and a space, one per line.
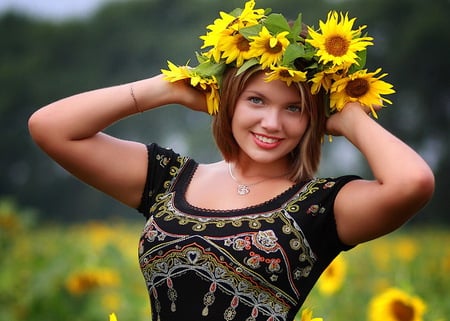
155, 262, 168, 273
187, 250, 200, 264
214, 267, 226, 278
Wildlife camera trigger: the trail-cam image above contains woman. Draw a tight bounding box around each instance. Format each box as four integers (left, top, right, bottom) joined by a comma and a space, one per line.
28, 2, 434, 321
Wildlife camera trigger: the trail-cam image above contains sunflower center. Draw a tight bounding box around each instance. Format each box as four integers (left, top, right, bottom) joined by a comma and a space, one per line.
390, 300, 415, 321
345, 78, 369, 98
265, 40, 283, 54
237, 35, 250, 52
279, 70, 292, 78
325, 35, 350, 57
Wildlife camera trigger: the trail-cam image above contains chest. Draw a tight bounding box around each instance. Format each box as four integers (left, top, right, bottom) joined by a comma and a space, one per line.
137, 176, 342, 321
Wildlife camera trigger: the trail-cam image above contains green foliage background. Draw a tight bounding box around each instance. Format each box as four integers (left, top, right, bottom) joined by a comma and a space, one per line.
0, 0, 449, 222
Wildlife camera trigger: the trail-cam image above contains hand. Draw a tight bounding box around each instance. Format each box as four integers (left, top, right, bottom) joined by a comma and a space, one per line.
325, 101, 382, 136
167, 78, 209, 113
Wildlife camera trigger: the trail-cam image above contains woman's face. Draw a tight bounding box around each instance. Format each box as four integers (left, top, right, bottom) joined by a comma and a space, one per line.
231, 71, 309, 167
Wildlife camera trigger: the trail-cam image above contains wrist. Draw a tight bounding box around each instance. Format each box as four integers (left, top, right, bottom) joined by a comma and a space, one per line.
326, 103, 373, 137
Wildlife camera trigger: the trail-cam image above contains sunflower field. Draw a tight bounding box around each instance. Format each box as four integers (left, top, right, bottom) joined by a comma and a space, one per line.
1, 199, 449, 321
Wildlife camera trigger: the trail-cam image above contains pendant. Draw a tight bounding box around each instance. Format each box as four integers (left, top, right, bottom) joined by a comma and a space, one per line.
237, 184, 250, 195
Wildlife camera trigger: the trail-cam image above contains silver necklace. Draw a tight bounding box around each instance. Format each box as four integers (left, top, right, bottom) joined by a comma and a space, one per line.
228, 163, 287, 196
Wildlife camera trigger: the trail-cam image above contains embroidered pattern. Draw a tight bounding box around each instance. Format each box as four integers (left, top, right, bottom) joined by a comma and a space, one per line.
138, 146, 355, 321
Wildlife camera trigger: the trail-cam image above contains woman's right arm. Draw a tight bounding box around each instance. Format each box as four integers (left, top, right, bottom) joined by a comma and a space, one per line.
28, 74, 206, 209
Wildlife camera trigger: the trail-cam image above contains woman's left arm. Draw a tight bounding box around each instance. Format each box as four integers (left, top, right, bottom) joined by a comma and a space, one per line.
327, 102, 435, 245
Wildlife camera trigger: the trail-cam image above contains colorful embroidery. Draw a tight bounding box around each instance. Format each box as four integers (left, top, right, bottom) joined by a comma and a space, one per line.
138, 145, 356, 321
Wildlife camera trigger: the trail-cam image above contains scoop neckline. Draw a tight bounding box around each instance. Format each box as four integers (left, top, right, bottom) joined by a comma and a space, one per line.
172, 160, 308, 216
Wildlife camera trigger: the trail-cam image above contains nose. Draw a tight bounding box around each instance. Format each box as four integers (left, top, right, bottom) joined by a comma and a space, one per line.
260, 108, 282, 132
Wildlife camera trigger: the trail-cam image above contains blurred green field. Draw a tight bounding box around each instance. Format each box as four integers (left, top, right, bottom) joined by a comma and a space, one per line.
1, 200, 449, 321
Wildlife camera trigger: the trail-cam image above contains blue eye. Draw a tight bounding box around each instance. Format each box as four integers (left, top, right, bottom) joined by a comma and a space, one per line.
249, 97, 263, 104
286, 105, 301, 112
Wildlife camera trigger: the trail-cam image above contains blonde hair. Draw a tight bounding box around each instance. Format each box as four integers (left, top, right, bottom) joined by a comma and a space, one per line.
212, 66, 327, 182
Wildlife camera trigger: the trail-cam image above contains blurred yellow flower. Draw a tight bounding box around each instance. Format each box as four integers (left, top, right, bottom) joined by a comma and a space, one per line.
371, 240, 391, 270
65, 268, 120, 295
102, 292, 121, 311
297, 308, 323, 321
368, 287, 427, 321
317, 254, 347, 295
84, 221, 115, 250
442, 252, 450, 273
394, 238, 419, 262
109, 312, 118, 321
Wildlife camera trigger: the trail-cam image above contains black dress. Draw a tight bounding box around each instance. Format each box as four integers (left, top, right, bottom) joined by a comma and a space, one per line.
138, 144, 358, 321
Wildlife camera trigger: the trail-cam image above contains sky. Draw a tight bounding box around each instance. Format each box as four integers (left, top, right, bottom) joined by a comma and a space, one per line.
0, 0, 113, 20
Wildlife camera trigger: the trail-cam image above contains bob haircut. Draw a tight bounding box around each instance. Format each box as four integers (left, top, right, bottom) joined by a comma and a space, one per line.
212, 65, 327, 183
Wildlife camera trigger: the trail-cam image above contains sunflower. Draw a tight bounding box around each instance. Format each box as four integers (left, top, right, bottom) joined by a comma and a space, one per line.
65, 268, 120, 295
233, 0, 265, 29
249, 27, 290, 69
309, 64, 347, 94
200, 12, 236, 62
161, 61, 220, 115
218, 32, 253, 67
265, 65, 307, 86
205, 80, 220, 115
190, 74, 220, 115
368, 287, 427, 321
307, 11, 373, 67
330, 68, 395, 117
316, 254, 347, 295
296, 308, 323, 321
161, 61, 191, 82
200, 0, 264, 62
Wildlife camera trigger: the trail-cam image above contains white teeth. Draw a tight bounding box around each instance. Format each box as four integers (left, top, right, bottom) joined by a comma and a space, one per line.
255, 134, 279, 144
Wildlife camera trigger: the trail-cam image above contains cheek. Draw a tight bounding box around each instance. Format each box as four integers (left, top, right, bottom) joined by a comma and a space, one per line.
287, 115, 309, 138
231, 103, 256, 130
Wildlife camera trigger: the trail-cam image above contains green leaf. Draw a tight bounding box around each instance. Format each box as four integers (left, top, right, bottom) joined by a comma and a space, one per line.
195, 60, 226, 77
303, 43, 317, 60
290, 13, 303, 42
229, 7, 243, 17
236, 58, 260, 76
263, 13, 290, 34
240, 24, 262, 40
195, 52, 209, 64
357, 49, 367, 68
349, 49, 367, 73
282, 43, 305, 65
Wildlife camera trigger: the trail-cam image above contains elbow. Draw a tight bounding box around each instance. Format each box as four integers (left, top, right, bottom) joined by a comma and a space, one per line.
28, 108, 56, 149
405, 164, 435, 212
28, 110, 46, 146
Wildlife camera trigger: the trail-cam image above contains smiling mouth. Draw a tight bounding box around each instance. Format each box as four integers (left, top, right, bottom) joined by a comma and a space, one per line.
254, 134, 281, 144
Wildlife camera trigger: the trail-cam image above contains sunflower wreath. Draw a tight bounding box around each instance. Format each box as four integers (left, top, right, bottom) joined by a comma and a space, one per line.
161, 0, 395, 117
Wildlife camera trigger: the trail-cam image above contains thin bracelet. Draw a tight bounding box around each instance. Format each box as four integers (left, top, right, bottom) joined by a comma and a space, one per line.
129, 84, 142, 113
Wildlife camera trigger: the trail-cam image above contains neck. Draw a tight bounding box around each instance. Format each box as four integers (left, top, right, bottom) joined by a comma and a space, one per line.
232, 156, 290, 180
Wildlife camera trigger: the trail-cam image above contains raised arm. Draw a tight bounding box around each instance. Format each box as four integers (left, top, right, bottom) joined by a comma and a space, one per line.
327, 103, 435, 245
28, 74, 206, 209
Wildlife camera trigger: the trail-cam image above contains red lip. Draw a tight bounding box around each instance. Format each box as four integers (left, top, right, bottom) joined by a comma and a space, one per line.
252, 133, 283, 149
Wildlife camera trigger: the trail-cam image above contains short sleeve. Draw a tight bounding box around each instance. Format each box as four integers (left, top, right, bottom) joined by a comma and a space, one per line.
295, 175, 361, 256
136, 143, 184, 219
